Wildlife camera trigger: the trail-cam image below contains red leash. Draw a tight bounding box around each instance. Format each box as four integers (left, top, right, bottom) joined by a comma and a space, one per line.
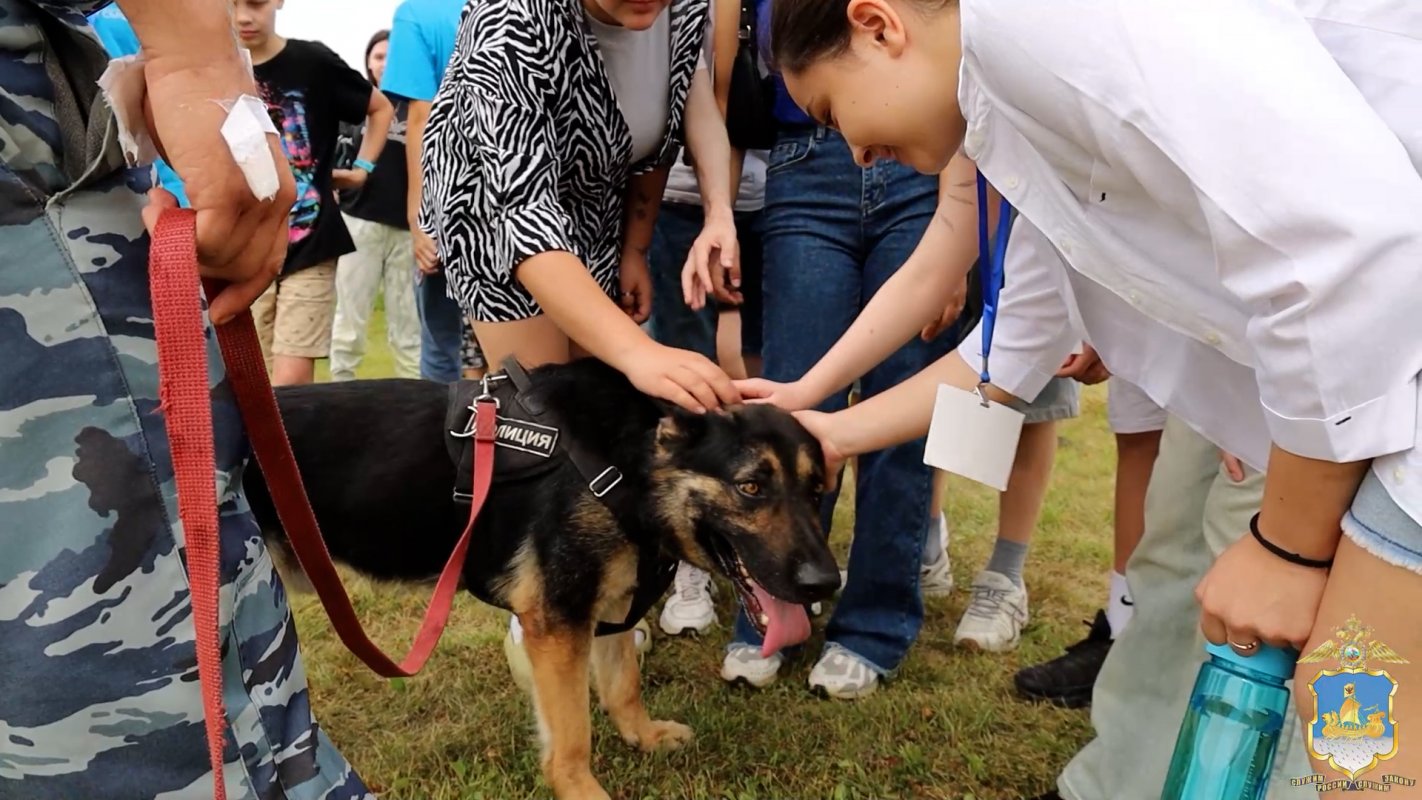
149, 210, 495, 798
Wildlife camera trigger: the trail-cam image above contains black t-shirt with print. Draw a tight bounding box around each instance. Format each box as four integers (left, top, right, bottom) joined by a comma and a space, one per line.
337, 92, 409, 230
254, 38, 372, 274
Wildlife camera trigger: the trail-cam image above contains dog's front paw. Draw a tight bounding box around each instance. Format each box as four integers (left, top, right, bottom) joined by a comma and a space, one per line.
634, 720, 694, 753
548, 769, 611, 800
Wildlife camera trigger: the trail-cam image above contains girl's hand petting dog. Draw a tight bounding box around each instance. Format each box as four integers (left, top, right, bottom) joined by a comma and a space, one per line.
624, 343, 740, 414
791, 409, 846, 491
735, 378, 820, 413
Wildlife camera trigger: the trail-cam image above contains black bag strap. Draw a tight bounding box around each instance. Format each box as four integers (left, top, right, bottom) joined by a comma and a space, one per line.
501, 358, 675, 636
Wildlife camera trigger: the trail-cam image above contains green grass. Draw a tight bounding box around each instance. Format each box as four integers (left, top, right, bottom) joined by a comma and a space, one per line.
297, 308, 1114, 799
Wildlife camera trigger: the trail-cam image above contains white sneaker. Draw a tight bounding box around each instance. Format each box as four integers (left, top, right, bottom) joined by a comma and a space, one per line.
504, 616, 533, 694
659, 562, 717, 636
953, 570, 1029, 652
807, 647, 880, 700
834, 514, 953, 600
920, 514, 954, 597
720, 643, 783, 689
633, 618, 653, 655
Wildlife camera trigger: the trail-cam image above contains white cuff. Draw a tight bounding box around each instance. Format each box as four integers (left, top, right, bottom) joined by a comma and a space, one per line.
1262, 377, 1418, 463
957, 334, 1064, 404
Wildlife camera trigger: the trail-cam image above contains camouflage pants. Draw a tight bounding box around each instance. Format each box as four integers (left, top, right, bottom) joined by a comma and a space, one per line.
0, 2, 371, 797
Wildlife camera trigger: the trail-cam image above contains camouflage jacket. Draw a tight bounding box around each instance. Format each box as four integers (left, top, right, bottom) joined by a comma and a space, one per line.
0, 3, 373, 797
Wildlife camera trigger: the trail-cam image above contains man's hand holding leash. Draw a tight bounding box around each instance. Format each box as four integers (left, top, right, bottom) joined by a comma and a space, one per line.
124, 0, 296, 323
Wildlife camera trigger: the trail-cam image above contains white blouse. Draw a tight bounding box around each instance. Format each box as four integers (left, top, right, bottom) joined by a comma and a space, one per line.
954, 0, 1422, 524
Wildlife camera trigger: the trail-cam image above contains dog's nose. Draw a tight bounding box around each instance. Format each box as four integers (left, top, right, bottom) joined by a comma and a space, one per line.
793, 561, 841, 596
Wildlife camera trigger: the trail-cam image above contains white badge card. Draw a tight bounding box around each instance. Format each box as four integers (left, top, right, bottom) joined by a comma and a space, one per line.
923, 384, 1024, 492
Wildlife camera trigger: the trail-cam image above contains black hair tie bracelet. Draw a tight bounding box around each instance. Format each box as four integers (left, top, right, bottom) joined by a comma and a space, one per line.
1249, 512, 1334, 570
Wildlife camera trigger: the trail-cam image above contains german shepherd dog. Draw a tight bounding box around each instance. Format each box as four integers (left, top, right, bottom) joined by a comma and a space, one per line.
242, 358, 842, 800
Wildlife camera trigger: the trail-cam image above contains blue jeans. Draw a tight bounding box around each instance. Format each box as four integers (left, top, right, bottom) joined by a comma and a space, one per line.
415, 270, 464, 382
649, 201, 764, 359
731, 126, 977, 674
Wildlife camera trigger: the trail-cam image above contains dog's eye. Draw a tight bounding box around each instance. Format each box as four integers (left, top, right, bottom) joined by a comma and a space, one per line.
737, 481, 762, 498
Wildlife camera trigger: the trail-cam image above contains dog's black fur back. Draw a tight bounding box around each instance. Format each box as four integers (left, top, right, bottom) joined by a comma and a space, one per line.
244, 360, 681, 628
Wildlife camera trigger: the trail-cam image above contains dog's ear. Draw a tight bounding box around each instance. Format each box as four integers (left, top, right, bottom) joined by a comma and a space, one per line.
655, 404, 710, 450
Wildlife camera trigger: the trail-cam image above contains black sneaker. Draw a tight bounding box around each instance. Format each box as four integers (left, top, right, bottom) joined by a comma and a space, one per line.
1029, 790, 1062, 800
1014, 609, 1112, 709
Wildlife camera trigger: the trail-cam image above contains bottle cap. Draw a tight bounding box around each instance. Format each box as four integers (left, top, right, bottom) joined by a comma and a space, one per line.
1206, 641, 1298, 681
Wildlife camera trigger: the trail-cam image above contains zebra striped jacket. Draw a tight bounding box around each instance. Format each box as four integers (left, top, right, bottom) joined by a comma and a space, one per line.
419, 0, 709, 322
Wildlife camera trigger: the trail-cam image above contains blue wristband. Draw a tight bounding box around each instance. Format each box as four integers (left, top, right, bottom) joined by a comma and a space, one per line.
352, 158, 376, 174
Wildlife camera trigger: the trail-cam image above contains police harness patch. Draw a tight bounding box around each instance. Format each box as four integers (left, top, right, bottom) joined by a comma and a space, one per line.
496, 418, 558, 459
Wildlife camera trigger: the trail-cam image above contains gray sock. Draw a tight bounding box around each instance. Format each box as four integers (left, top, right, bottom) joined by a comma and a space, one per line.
921, 514, 945, 565
984, 538, 1029, 587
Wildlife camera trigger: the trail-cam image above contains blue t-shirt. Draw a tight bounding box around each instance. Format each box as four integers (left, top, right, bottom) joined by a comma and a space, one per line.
88, 5, 139, 54
755, 0, 812, 126
381, 0, 465, 102
86, 6, 191, 206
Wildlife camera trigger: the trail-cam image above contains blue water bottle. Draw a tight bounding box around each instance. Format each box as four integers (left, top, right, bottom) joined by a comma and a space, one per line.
1161, 641, 1298, 800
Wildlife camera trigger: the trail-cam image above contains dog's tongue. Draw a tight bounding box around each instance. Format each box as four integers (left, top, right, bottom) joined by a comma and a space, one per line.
753, 582, 811, 658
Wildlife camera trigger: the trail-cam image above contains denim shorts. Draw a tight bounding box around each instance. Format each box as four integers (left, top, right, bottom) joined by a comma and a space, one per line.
1009, 375, 1080, 424
1342, 469, 1422, 574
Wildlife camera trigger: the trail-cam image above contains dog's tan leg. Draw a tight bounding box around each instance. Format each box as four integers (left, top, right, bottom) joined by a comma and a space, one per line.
590, 629, 693, 753
522, 618, 608, 800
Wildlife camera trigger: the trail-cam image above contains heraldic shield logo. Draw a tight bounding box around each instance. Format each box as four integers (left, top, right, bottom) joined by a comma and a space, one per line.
1294, 616, 1416, 791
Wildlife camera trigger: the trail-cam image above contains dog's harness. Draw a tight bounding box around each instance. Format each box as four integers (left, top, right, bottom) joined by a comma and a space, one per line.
446, 358, 676, 637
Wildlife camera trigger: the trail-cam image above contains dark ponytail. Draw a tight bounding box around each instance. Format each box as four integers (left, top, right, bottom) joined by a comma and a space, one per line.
769, 0, 954, 74
769, 0, 854, 74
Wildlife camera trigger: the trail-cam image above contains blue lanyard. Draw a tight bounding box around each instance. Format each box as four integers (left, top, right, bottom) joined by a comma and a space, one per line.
975, 170, 1015, 400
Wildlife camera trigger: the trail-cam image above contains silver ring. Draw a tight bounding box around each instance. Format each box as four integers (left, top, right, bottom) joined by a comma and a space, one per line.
1229, 639, 1259, 652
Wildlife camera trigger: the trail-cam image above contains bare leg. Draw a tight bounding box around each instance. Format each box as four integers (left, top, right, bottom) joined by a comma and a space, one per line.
998, 420, 1058, 547
931, 469, 948, 515
590, 630, 693, 752
716, 308, 747, 380
1302, 536, 1422, 799
473, 314, 571, 369
1113, 430, 1162, 572
956, 421, 1057, 650
271, 355, 316, 386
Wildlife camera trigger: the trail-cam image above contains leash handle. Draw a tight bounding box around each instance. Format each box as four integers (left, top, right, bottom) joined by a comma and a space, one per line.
149, 210, 228, 800
149, 209, 492, 719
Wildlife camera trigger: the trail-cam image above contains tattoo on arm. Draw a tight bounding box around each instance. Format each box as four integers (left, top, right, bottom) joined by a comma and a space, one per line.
630, 189, 653, 220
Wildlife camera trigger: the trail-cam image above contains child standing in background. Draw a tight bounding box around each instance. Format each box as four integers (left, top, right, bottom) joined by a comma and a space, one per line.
234, 0, 395, 386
